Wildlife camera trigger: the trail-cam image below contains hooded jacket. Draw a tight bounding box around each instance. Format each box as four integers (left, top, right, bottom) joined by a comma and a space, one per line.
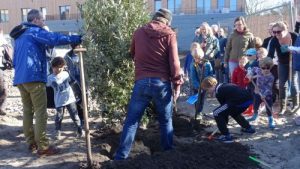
10, 23, 81, 86
215, 83, 252, 107
192, 34, 219, 60
190, 60, 213, 89
225, 29, 254, 63
130, 20, 182, 90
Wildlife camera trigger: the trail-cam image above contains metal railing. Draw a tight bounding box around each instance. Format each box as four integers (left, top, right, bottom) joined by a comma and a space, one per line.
151, 6, 245, 16
245, 2, 294, 39
46, 13, 82, 21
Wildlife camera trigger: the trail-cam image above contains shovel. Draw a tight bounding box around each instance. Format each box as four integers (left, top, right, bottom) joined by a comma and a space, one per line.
207, 128, 219, 140
74, 46, 93, 166
186, 93, 198, 104
251, 80, 278, 118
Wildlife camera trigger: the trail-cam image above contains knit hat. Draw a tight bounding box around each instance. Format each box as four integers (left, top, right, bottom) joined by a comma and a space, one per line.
153, 8, 172, 22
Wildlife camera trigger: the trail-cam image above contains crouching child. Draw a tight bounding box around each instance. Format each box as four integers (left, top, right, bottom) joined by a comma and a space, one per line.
201, 77, 256, 143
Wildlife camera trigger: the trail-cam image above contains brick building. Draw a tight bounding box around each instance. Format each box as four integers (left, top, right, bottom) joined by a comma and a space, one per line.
0, 0, 84, 34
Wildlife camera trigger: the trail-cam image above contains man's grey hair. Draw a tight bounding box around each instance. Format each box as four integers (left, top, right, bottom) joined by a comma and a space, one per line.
27, 9, 42, 22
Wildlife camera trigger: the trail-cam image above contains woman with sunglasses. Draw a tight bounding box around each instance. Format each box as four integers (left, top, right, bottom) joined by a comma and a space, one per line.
268, 21, 298, 115
224, 16, 255, 80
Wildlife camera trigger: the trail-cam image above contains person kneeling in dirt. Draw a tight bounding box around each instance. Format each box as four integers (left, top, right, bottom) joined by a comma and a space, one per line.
47, 57, 83, 140
201, 77, 256, 143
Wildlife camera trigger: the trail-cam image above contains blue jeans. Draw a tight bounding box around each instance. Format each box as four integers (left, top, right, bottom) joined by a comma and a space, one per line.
55, 102, 81, 131
115, 78, 173, 160
278, 64, 298, 99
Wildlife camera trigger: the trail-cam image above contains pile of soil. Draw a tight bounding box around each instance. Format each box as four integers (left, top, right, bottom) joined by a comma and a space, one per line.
81, 115, 259, 169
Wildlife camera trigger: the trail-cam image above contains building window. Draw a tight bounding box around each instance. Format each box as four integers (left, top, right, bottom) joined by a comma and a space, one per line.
0, 9, 9, 22
40, 7, 47, 20
196, 0, 204, 14
154, 0, 162, 12
218, 0, 225, 10
21, 8, 31, 21
230, 0, 237, 11
167, 0, 181, 14
59, 5, 70, 20
197, 0, 210, 14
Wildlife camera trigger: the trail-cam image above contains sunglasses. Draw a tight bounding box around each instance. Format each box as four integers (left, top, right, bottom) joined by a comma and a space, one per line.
261, 67, 270, 70
246, 55, 254, 57
235, 23, 243, 27
273, 30, 282, 34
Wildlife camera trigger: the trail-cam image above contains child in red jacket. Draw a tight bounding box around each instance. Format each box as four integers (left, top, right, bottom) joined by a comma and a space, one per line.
231, 56, 253, 116
231, 56, 248, 89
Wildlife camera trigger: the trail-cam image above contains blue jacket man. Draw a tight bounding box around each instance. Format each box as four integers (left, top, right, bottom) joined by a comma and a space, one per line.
11, 24, 81, 85
10, 9, 81, 156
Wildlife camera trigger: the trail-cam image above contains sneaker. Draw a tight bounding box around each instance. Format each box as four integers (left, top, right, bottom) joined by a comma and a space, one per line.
247, 113, 258, 122
217, 134, 234, 143
55, 130, 61, 140
37, 145, 59, 156
241, 126, 256, 134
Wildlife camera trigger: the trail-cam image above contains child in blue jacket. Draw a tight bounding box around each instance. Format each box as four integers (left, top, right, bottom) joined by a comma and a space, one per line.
190, 47, 213, 119
184, 42, 200, 96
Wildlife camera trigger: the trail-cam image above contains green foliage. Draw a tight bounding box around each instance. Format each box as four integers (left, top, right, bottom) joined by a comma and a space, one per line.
81, 0, 150, 122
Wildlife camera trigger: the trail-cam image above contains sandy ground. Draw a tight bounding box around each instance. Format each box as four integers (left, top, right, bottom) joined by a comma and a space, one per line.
0, 70, 106, 169
0, 97, 100, 169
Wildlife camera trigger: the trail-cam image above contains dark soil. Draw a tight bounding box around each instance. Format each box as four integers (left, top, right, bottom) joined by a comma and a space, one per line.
81, 114, 260, 169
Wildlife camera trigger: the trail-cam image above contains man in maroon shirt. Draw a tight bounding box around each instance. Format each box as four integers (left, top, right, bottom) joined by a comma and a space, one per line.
115, 8, 183, 160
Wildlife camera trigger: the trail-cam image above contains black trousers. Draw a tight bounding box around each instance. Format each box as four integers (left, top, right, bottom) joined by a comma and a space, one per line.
213, 104, 251, 135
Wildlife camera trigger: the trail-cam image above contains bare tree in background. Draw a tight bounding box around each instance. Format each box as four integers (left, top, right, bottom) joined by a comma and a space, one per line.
245, 0, 293, 39
245, 0, 263, 15
245, 0, 289, 15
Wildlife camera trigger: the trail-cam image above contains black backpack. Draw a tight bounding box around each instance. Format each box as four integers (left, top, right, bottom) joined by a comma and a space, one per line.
1, 44, 13, 70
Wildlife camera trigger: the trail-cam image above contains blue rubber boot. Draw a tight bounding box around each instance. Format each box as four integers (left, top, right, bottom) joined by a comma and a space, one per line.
268, 116, 275, 129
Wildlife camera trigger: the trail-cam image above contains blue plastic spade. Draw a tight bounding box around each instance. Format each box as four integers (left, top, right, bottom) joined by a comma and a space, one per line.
186, 94, 198, 104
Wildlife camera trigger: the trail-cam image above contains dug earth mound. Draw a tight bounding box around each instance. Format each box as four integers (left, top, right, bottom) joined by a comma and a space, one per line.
81, 114, 259, 169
